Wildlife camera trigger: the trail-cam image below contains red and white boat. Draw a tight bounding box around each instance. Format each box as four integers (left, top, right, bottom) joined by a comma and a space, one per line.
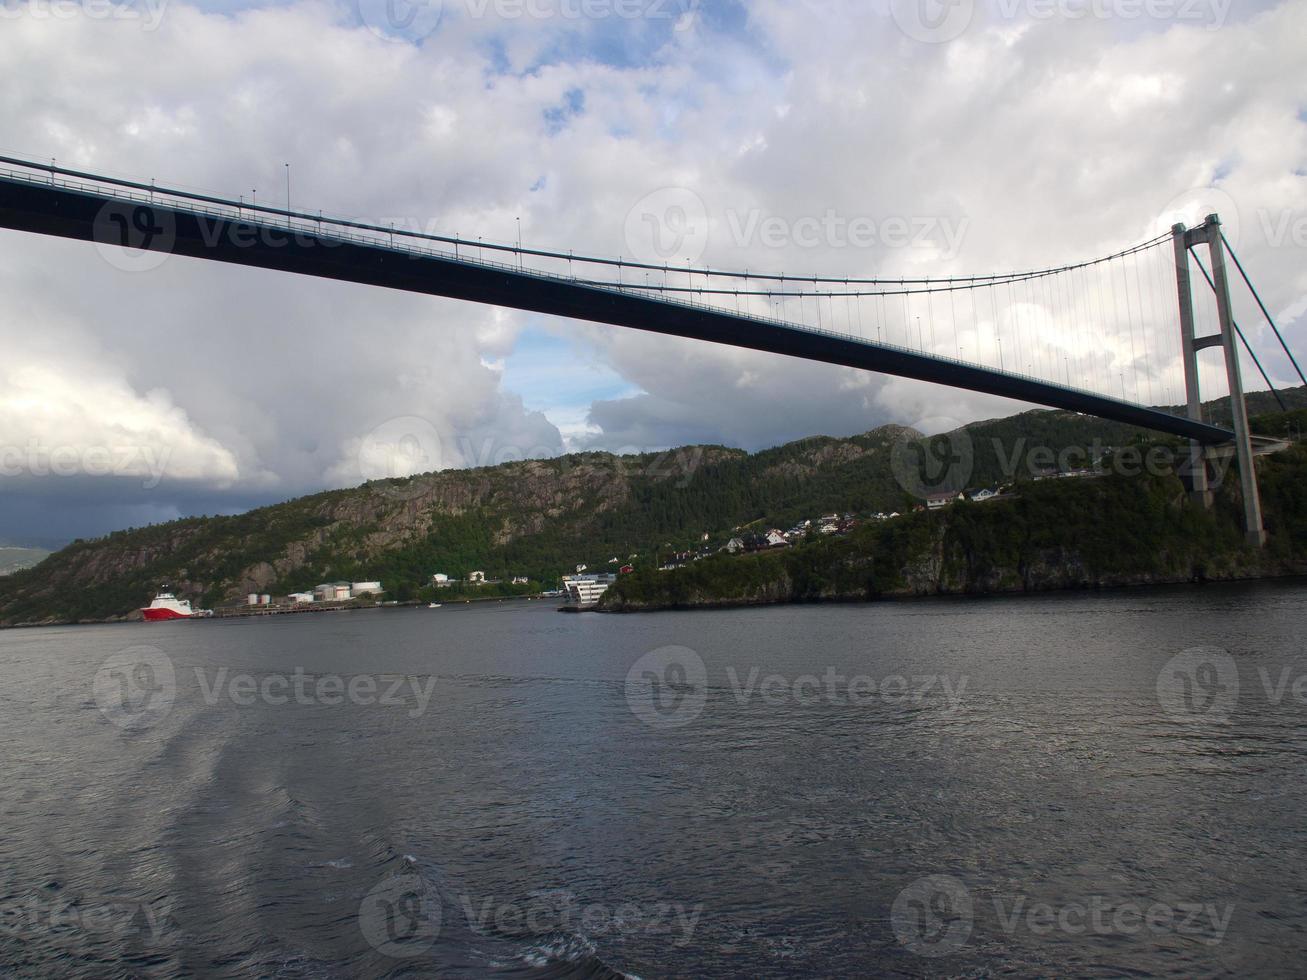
140, 589, 212, 621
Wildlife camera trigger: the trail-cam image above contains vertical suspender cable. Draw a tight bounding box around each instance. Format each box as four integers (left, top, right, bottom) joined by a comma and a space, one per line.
1188, 248, 1287, 412
1222, 231, 1307, 387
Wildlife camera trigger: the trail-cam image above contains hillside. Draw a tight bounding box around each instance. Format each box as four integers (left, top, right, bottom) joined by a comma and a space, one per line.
2, 388, 1303, 626
602, 441, 1307, 610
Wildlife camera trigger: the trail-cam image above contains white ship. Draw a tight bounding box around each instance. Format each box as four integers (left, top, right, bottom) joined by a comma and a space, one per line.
559, 573, 617, 611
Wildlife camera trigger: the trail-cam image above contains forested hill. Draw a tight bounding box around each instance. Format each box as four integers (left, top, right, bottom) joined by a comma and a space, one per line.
2, 387, 1304, 625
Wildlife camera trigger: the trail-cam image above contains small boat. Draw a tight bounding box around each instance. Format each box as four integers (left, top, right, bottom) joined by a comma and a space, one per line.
141, 588, 212, 621
427, 603, 442, 609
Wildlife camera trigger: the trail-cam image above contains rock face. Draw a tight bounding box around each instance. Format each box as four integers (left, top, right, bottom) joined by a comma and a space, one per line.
6, 402, 1306, 627
598, 444, 1307, 613
0, 444, 749, 625
600, 542, 1286, 613
1, 417, 945, 627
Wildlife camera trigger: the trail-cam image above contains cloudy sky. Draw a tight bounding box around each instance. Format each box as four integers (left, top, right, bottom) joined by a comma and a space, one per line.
0, 0, 1304, 545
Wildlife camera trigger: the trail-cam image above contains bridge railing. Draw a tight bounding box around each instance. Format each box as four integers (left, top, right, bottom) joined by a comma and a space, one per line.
0, 161, 1171, 412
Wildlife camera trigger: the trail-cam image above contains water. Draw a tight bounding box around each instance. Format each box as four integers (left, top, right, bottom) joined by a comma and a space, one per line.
2, 581, 1306, 977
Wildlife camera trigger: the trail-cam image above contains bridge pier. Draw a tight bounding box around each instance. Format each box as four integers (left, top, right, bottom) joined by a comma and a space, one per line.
1172, 222, 1212, 510
1172, 217, 1267, 548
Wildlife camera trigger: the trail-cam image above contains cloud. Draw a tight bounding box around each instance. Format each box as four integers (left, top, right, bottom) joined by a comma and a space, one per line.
0, 303, 239, 487
0, 0, 1304, 543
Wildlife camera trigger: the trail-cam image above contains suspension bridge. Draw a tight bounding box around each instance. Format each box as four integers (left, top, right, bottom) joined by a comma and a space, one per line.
0, 156, 1300, 546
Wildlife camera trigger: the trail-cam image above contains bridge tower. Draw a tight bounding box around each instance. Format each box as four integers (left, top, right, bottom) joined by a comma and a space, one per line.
1171, 215, 1266, 548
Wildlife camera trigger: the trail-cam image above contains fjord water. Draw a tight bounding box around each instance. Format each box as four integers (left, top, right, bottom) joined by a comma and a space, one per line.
2, 582, 1306, 978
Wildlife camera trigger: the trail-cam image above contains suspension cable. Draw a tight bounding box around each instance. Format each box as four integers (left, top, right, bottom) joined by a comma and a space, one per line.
1188, 247, 1288, 412
0, 154, 1173, 289
1221, 231, 1307, 388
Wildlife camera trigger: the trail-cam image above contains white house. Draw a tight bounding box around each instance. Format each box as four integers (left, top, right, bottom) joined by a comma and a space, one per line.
926, 492, 964, 510
432, 573, 450, 586
467, 571, 487, 584
969, 488, 1000, 503
765, 530, 790, 548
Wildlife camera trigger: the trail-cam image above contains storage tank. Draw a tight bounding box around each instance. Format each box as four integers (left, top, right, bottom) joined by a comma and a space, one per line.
259, 594, 271, 605
247, 593, 259, 606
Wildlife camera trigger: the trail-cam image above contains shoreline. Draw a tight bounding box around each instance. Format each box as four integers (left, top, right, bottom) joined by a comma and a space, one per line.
0, 593, 553, 629
11, 571, 1303, 630
596, 566, 1307, 614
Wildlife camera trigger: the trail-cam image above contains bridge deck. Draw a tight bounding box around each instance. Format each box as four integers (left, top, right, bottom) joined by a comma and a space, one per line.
0, 167, 1234, 445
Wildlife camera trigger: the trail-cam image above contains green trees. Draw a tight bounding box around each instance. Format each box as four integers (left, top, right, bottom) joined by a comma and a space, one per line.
603, 449, 1306, 610
6, 392, 1307, 625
